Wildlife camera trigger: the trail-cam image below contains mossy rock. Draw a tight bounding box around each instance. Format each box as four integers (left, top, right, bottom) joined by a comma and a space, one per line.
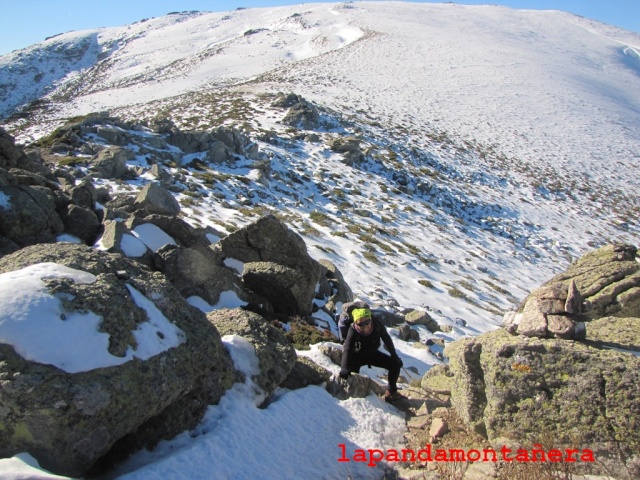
586, 316, 640, 352
285, 320, 339, 350
445, 329, 640, 479
421, 364, 453, 395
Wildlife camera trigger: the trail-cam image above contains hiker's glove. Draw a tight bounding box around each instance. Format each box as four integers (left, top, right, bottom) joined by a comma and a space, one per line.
339, 369, 350, 379
392, 355, 403, 368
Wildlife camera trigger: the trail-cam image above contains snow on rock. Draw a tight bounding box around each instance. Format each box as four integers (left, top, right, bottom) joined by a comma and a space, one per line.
0, 262, 184, 373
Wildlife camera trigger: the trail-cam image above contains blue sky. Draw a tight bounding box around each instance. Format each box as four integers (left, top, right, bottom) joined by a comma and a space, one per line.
1, 0, 639, 56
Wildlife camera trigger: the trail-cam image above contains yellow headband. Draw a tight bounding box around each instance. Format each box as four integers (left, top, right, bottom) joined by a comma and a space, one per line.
352, 308, 372, 323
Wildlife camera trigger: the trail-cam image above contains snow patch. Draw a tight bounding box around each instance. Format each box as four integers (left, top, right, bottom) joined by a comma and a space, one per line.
131, 223, 176, 252
121, 233, 148, 257
0, 263, 184, 373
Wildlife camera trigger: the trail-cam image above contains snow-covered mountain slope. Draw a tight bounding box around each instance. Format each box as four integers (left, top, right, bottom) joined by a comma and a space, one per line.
2, 3, 640, 479
1, 1, 640, 332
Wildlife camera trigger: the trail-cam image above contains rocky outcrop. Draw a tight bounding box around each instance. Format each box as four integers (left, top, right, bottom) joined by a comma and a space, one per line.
550, 243, 640, 319
445, 329, 639, 479
503, 280, 587, 339
504, 243, 640, 339
243, 261, 317, 316
0, 131, 109, 253
0, 180, 65, 246
0, 243, 235, 477
586, 316, 640, 352
329, 136, 365, 165
207, 308, 297, 395
153, 244, 263, 308
89, 146, 134, 179
443, 244, 640, 480
214, 214, 323, 316
273, 93, 321, 130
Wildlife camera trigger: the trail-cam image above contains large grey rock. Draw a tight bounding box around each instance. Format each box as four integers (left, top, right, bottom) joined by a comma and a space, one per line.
215, 214, 313, 268
280, 356, 332, 390
98, 220, 127, 253
89, 147, 134, 179
445, 325, 640, 479
126, 214, 219, 256
325, 373, 386, 400
134, 182, 180, 216
214, 215, 322, 316
154, 245, 261, 308
207, 308, 297, 395
68, 179, 97, 210
405, 309, 440, 332
0, 243, 235, 477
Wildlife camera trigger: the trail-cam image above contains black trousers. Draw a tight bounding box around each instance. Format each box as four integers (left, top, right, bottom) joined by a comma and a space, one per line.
347, 351, 401, 393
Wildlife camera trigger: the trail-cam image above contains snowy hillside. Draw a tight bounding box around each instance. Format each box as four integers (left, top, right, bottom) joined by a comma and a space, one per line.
1, 2, 640, 478
1, 2, 639, 318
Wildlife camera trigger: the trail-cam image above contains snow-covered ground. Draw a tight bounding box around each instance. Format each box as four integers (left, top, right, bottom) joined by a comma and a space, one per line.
1, 1, 640, 479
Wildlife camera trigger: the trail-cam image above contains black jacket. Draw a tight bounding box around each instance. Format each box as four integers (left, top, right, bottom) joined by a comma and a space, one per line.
341, 318, 397, 370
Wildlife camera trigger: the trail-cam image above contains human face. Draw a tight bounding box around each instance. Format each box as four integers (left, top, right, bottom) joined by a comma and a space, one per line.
356, 318, 372, 333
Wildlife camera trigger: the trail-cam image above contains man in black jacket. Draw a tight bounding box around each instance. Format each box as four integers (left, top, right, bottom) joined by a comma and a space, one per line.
339, 307, 405, 402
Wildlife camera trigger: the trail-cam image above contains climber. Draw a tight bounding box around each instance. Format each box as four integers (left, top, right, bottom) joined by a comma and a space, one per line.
339, 307, 405, 402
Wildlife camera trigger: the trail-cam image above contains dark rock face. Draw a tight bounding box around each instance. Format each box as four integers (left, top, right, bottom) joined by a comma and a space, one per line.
0, 184, 64, 245
214, 215, 323, 316
242, 261, 317, 316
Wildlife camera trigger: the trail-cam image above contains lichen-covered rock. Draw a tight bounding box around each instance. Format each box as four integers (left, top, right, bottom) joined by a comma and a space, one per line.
445, 329, 640, 479
532, 243, 639, 321
207, 308, 297, 395
586, 316, 640, 352
421, 364, 453, 395
405, 309, 440, 332
0, 243, 235, 477
503, 244, 640, 338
